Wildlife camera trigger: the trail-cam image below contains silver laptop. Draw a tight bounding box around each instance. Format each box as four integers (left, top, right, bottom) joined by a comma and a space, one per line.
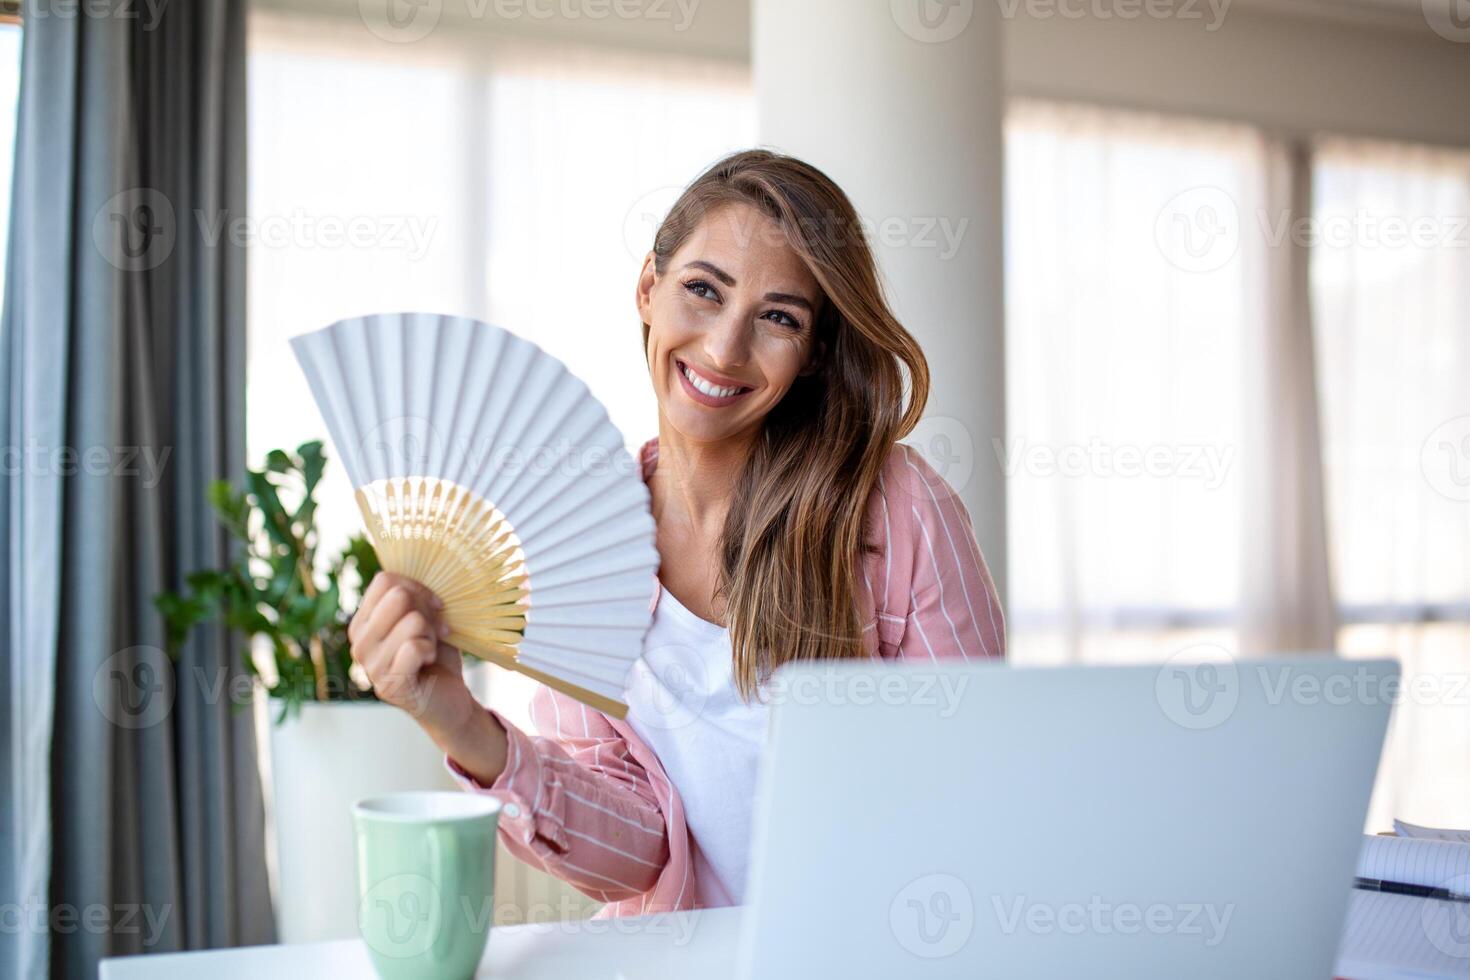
739, 657, 1397, 979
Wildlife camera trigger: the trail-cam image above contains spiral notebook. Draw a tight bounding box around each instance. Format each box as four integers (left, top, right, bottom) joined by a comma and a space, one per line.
1334, 827, 1470, 980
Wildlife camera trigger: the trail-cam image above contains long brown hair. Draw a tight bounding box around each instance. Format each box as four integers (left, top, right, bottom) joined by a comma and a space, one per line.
641, 148, 930, 698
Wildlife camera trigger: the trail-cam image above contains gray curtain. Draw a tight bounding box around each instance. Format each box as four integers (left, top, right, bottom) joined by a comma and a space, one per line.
0, 2, 275, 978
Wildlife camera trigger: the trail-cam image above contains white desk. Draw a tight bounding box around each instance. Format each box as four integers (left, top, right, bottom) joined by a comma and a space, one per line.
97, 894, 1468, 979
98, 907, 743, 980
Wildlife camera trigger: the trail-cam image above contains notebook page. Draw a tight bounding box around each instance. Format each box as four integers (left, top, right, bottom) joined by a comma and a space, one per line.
1397, 821, 1470, 846
1358, 836, 1470, 892
1334, 890, 1470, 979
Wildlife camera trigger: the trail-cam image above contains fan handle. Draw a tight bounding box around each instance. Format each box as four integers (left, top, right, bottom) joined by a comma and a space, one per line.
453, 636, 629, 720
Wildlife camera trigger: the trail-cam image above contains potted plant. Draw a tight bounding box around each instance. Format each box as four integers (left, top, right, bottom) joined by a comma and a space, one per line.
155, 440, 456, 943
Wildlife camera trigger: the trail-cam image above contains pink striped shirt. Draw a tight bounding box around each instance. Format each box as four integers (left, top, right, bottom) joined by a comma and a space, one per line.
446, 435, 1005, 915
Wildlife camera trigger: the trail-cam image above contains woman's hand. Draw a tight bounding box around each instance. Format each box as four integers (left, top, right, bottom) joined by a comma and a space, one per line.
349, 571, 509, 784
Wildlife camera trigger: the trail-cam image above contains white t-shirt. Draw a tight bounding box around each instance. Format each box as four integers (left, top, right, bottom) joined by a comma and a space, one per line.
624, 584, 770, 907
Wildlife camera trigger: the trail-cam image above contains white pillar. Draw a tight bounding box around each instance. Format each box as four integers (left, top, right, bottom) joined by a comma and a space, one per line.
753, 0, 1009, 609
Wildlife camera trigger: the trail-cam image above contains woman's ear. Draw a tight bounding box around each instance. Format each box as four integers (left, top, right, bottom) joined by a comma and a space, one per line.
634, 251, 656, 323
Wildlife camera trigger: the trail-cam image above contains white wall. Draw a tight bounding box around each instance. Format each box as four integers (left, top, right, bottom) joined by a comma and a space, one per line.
1005, 0, 1470, 148
268, 0, 1470, 148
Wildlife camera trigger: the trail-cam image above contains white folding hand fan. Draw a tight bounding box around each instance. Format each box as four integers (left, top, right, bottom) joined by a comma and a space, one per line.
290, 312, 658, 718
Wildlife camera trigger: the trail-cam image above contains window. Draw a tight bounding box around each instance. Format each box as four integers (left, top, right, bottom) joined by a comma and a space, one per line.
1004, 102, 1470, 827
1003, 101, 1259, 664
1312, 138, 1470, 828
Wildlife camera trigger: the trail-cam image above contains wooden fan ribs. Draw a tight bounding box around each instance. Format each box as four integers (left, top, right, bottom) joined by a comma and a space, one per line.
356, 477, 530, 655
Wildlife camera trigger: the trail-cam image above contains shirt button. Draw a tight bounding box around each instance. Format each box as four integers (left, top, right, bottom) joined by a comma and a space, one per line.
503, 803, 522, 819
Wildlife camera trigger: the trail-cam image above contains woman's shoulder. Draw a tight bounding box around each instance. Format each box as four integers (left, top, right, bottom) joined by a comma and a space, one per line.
866, 441, 973, 530
865, 441, 1006, 658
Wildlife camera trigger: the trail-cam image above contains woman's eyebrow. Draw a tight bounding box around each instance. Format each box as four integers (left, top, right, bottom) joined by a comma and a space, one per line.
683, 259, 816, 314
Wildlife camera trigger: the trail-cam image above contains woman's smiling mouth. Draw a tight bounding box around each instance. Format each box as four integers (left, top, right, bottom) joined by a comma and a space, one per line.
676, 358, 755, 406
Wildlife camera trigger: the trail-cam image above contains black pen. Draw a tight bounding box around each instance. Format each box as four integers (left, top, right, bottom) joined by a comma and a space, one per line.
1354, 876, 1470, 902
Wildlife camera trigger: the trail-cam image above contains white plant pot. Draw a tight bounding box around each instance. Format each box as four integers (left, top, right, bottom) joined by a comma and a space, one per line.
266, 699, 456, 944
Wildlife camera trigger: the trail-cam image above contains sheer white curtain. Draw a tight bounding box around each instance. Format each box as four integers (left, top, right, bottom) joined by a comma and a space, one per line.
247, 9, 754, 915
1005, 100, 1470, 829
1004, 101, 1259, 665
1312, 138, 1470, 829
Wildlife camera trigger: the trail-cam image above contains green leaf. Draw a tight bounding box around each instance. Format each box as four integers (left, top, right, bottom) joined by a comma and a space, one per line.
310, 580, 341, 633
247, 469, 294, 551
159, 436, 363, 713
297, 440, 326, 493
264, 449, 294, 474
263, 559, 299, 607
186, 569, 229, 595
207, 480, 252, 541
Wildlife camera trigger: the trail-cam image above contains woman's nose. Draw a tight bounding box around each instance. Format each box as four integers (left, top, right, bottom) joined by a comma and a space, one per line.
702, 313, 752, 369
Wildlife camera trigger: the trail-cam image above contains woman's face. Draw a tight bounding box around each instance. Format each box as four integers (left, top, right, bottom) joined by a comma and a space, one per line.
636, 201, 823, 446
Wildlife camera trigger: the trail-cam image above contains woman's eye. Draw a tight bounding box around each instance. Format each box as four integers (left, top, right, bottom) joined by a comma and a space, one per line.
683, 279, 717, 301
683, 279, 802, 331
764, 310, 803, 331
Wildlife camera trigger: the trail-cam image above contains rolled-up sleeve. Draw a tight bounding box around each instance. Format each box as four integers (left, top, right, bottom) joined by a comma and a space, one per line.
445, 687, 670, 903
893, 446, 1006, 662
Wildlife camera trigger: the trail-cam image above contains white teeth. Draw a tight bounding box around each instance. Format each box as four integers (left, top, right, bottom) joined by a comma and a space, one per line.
682, 363, 744, 399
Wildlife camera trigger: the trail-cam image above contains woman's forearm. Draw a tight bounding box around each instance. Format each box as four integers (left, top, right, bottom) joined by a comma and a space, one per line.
424, 692, 509, 786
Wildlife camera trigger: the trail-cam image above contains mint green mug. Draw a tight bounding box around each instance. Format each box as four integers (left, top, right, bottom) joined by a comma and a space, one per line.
353, 792, 502, 980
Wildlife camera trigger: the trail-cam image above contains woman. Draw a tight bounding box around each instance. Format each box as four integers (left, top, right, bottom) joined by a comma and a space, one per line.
347, 148, 1005, 915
